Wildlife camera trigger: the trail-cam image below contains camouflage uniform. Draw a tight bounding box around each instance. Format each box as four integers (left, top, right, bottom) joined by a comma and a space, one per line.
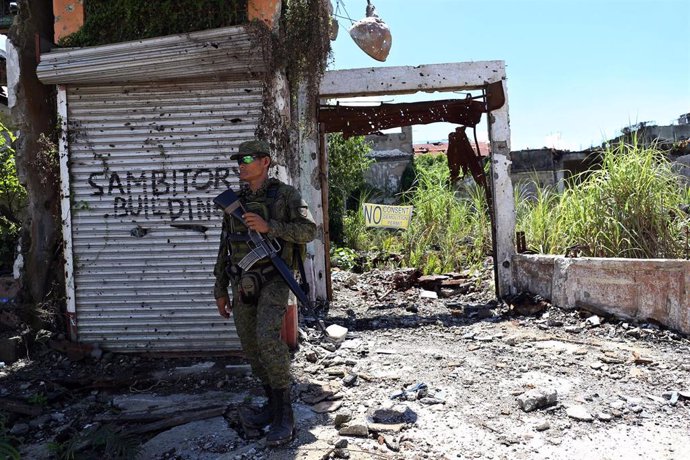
214, 178, 316, 389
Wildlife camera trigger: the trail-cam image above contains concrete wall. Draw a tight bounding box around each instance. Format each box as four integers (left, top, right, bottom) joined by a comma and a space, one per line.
363, 151, 414, 197
365, 126, 414, 154
637, 125, 690, 144
511, 149, 557, 172
513, 254, 690, 335
363, 126, 414, 197
53, 0, 84, 43
512, 171, 556, 197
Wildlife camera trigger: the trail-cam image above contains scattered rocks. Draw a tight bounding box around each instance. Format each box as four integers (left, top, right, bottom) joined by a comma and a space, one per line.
3, 267, 690, 459
338, 419, 369, 437
534, 420, 550, 431
517, 388, 558, 412
9, 423, 29, 436
566, 406, 594, 422
334, 410, 352, 427
597, 412, 612, 422
368, 404, 416, 424
326, 324, 348, 341
586, 315, 601, 327
312, 400, 343, 413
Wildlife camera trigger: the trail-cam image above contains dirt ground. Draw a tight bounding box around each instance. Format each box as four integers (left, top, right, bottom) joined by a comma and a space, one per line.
1, 266, 689, 459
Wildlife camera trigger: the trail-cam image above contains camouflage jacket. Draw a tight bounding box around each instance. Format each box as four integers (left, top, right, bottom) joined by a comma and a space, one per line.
213, 178, 316, 299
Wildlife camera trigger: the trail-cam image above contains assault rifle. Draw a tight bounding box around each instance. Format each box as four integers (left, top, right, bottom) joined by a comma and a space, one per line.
213, 188, 325, 332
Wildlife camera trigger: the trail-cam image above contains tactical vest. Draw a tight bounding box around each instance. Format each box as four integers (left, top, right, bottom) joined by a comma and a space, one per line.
224, 183, 302, 273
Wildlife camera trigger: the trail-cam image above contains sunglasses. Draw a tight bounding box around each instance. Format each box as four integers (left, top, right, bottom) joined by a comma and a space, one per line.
236, 154, 264, 165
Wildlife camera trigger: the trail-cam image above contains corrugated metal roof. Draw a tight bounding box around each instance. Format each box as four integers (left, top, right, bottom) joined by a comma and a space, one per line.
66, 79, 262, 351
38, 26, 265, 85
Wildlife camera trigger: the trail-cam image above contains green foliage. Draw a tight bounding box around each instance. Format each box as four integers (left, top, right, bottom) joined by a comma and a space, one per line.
400, 153, 447, 193
401, 160, 490, 274
330, 246, 358, 271
0, 123, 25, 274
282, 0, 332, 94
0, 415, 20, 460
517, 141, 690, 258
27, 392, 48, 407
337, 155, 491, 275
515, 182, 559, 254
49, 424, 141, 460
342, 208, 367, 250
327, 134, 373, 243
58, 0, 248, 47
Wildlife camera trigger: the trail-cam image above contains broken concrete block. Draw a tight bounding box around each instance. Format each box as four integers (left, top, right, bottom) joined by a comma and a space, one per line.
368, 404, 415, 424
566, 405, 593, 421
419, 289, 438, 299
338, 419, 369, 437
326, 324, 348, 341
312, 400, 342, 413
586, 315, 601, 326
334, 409, 352, 427
140, 416, 240, 459
516, 388, 558, 412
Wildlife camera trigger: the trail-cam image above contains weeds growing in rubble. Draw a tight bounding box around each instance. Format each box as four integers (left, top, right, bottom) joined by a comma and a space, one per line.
335, 140, 690, 275
0, 415, 20, 460
517, 140, 690, 258
340, 156, 492, 274
48, 423, 141, 460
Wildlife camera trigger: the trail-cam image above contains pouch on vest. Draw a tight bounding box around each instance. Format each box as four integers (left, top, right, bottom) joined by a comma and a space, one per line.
238, 271, 263, 304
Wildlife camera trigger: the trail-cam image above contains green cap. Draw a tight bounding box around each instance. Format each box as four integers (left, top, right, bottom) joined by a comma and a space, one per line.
231, 139, 270, 159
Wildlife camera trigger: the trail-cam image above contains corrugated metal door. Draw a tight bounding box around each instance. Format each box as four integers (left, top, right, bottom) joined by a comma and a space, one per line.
66, 79, 262, 351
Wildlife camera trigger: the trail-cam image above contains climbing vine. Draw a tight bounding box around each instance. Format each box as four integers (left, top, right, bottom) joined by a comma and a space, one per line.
247, 0, 332, 172
58, 0, 248, 47
281, 0, 332, 100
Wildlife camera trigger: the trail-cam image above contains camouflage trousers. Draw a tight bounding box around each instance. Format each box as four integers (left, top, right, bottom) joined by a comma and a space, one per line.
232, 274, 290, 389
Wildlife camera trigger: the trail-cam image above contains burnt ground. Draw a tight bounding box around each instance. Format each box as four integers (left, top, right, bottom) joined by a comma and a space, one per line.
1, 266, 689, 460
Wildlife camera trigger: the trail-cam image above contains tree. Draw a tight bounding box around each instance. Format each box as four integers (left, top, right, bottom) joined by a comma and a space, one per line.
8, 1, 61, 318
327, 133, 372, 242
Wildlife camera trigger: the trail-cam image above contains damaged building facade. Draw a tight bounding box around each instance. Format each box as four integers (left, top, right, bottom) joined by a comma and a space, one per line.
8, 0, 329, 352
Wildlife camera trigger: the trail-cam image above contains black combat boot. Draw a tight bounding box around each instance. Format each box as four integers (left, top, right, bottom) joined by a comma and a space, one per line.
240, 384, 274, 429
266, 388, 294, 446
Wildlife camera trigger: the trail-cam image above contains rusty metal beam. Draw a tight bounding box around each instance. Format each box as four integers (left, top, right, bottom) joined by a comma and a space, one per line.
318, 99, 485, 138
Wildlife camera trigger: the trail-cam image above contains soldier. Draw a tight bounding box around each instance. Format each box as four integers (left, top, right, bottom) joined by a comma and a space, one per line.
214, 139, 316, 446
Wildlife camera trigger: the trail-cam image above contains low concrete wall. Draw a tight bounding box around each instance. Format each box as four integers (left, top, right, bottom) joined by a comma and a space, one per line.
512, 254, 690, 335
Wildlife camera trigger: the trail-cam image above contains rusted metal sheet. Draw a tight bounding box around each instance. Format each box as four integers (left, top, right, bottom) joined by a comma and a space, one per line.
319, 99, 484, 138
65, 79, 263, 351
447, 126, 487, 188
37, 26, 264, 85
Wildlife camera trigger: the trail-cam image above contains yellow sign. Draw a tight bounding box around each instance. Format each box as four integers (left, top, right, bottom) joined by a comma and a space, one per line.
362, 203, 413, 229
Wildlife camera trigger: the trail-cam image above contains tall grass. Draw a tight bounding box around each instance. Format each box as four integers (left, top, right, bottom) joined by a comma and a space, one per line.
518, 141, 690, 258
342, 157, 492, 274
336, 140, 689, 275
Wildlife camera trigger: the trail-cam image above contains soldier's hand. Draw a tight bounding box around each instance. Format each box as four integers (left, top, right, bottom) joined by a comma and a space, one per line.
243, 212, 270, 233
216, 297, 231, 318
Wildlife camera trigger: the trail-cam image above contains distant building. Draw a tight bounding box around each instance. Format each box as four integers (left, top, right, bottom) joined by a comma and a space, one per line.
363, 127, 415, 197
413, 141, 490, 157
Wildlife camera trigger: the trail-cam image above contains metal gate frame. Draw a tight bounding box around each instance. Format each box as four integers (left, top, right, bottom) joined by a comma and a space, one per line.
312, 61, 515, 297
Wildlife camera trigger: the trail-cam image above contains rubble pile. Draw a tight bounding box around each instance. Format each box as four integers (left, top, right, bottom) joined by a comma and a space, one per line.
1, 267, 689, 459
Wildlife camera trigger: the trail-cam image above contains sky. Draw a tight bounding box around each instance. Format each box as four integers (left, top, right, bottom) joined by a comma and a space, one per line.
328, 0, 690, 150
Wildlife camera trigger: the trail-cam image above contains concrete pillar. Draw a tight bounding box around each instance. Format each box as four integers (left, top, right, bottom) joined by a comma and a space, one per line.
53, 0, 84, 43
248, 0, 282, 28
488, 79, 516, 297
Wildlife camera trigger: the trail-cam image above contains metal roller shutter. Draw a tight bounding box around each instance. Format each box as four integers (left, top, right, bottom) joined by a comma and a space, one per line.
66, 78, 262, 351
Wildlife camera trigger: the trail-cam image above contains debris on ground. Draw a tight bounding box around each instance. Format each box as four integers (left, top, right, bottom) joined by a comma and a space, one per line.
1, 267, 689, 459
